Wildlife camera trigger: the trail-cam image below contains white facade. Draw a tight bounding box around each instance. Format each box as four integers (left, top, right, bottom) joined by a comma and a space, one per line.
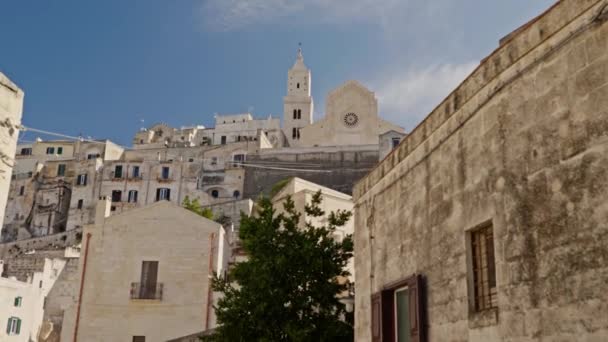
63, 199, 224, 342
271, 177, 355, 280
0, 258, 66, 342
0, 72, 24, 229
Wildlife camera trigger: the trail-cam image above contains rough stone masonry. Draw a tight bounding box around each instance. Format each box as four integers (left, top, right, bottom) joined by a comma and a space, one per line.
353, 0, 608, 341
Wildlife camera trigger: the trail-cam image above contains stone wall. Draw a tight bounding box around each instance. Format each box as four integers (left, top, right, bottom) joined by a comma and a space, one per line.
243, 147, 379, 197
0, 72, 24, 229
353, 0, 608, 341
40, 257, 80, 342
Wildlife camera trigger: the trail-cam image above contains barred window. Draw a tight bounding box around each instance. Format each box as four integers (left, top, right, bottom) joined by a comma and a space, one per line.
470, 224, 497, 312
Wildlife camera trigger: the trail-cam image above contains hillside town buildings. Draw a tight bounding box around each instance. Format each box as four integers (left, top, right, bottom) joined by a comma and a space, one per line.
353, 0, 608, 341
1, 0, 607, 340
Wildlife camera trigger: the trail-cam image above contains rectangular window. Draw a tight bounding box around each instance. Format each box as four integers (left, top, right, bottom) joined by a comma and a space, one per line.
6, 317, 21, 335
156, 188, 170, 201
57, 164, 66, 177
20, 148, 32, 155
57, 147, 63, 155
46, 147, 55, 155
111, 190, 122, 203
14, 297, 22, 307
76, 174, 88, 186
211, 157, 218, 166
77, 199, 84, 209
133, 337, 146, 342
128, 190, 138, 203
392, 137, 401, 149
19, 186, 25, 196
114, 165, 123, 178
470, 224, 497, 312
140, 261, 159, 299
132, 166, 140, 178
221, 136, 227, 145
87, 153, 100, 160
371, 274, 426, 342
161, 167, 170, 179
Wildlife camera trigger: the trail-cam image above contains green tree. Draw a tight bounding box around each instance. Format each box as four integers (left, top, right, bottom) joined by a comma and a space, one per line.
204, 191, 354, 342
183, 196, 214, 220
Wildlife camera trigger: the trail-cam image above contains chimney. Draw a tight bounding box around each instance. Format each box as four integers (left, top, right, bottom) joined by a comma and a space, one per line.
95, 196, 111, 225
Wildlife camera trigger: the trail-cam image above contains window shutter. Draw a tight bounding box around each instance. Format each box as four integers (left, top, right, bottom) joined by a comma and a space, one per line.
14, 297, 18, 306
6, 319, 10, 334
381, 289, 395, 342
408, 274, 426, 342
371, 293, 382, 342
16, 319, 20, 334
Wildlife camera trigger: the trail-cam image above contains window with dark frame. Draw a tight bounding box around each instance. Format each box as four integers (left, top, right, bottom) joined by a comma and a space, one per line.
77, 199, 84, 209
57, 147, 63, 155
114, 165, 123, 178
20, 148, 32, 155
46, 147, 55, 155
57, 164, 66, 177
128, 190, 138, 203
470, 224, 497, 312
161, 167, 170, 179
132, 166, 140, 178
156, 188, 170, 201
76, 174, 87, 186
19, 186, 24, 196
140, 261, 158, 299
111, 190, 122, 203
371, 274, 426, 342
221, 136, 227, 145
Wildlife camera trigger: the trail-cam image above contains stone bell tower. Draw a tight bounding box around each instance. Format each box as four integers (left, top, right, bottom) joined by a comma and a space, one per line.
283, 47, 313, 147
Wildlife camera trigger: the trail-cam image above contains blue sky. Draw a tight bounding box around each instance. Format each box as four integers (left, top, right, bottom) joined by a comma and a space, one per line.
0, 0, 555, 146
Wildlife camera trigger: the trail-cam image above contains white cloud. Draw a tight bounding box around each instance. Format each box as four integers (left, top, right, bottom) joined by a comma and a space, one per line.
371, 62, 478, 130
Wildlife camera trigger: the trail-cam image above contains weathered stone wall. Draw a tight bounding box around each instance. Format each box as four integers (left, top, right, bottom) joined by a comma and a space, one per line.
0, 73, 24, 229
40, 257, 80, 342
0, 229, 81, 281
354, 0, 608, 341
243, 147, 379, 197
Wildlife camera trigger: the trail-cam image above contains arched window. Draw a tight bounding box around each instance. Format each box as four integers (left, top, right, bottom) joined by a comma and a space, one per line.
297, 83, 300, 89
297, 109, 302, 119
293, 109, 297, 119
233, 190, 240, 198
292, 128, 297, 139
297, 128, 301, 139
211, 190, 219, 198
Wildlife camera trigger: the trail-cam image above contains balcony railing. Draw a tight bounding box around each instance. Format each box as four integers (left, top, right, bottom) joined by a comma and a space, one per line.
130, 282, 163, 300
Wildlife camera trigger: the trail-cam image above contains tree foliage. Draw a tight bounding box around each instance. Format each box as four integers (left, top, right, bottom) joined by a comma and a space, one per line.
205, 191, 354, 341
183, 196, 214, 220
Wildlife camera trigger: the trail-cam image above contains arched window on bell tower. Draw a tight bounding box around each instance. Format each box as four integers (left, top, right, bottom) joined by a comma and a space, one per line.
293, 109, 297, 119
297, 83, 300, 89
297, 109, 301, 119
292, 127, 297, 139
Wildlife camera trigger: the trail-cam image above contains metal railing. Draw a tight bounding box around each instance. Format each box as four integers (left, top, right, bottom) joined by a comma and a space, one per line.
130, 282, 163, 300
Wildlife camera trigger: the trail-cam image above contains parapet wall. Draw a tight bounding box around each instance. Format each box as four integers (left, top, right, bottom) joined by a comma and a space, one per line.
355, 0, 608, 199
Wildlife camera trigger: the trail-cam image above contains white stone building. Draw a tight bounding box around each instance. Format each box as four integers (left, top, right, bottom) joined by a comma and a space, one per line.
0, 72, 24, 229
61, 198, 225, 342
0, 258, 66, 342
